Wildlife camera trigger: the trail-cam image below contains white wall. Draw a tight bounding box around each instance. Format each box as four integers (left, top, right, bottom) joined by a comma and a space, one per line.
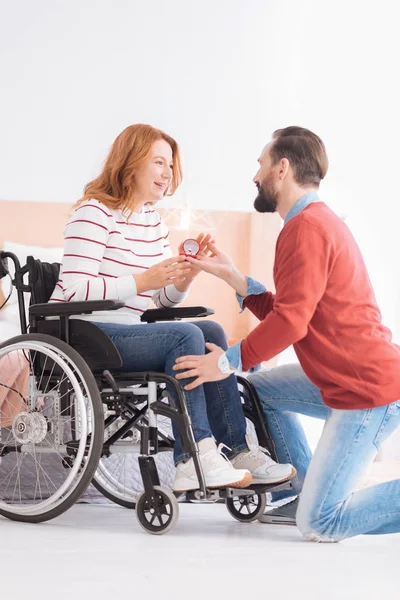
2, 0, 400, 456
1, 0, 399, 325
1, 0, 399, 212
2, 0, 399, 322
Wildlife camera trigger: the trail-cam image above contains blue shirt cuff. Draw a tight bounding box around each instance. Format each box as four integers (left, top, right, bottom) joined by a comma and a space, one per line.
225, 342, 242, 371
236, 276, 267, 312
225, 342, 262, 374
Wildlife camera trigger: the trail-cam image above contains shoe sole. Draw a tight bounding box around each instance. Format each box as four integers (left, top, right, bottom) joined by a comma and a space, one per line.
173, 471, 253, 493
251, 466, 297, 486
207, 470, 253, 490
174, 466, 297, 492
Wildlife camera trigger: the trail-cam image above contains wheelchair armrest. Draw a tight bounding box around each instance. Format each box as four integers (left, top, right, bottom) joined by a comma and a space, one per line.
140, 306, 215, 323
29, 299, 125, 318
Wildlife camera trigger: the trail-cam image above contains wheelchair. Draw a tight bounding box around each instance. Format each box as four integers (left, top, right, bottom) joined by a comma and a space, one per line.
0, 249, 292, 534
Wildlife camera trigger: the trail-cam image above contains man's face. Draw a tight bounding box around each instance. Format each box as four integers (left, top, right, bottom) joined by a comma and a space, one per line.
253, 143, 279, 214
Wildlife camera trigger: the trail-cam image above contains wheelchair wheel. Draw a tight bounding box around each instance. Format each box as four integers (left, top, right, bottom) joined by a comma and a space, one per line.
0, 333, 104, 522
92, 431, 139, 509
225, 492, 267, 523
136, 485, 179, 535
92, 412, 174, 509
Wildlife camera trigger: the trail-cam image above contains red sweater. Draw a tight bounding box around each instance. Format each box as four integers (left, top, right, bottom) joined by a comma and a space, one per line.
241, 202, 400, 409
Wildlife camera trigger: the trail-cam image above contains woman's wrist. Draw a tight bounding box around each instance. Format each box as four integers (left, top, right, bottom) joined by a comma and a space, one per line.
173, 278, 192, 293
133, 272, 147, 294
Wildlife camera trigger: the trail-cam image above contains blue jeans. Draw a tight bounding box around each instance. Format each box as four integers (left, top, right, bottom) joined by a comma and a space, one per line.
249, 364, 400, 541
93, 320, 247, 464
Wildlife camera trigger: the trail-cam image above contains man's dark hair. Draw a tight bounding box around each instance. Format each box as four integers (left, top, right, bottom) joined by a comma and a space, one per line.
271, 126, 329, 186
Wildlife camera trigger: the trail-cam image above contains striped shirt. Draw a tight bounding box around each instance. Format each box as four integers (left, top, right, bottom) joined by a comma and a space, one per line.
50, 199, 188, 324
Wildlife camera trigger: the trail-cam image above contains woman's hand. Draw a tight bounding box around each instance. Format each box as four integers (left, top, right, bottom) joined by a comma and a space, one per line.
173, 233, 215, 291
177, 233, 214, 282
134, 256, 190, 293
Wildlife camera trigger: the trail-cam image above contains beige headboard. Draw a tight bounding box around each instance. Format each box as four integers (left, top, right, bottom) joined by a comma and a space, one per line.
0, 200, 71, 247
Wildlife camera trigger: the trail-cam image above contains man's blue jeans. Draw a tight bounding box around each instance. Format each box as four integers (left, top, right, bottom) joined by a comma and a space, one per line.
249, 364, 400, 541
93, 320, 247, 464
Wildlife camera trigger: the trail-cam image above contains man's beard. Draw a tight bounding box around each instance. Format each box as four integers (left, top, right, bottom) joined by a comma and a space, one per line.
253, 178, 278, 213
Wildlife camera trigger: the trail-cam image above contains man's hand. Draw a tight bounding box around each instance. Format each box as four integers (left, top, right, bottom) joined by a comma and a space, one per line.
183, 241, 248, 296
173, 342, 229, 390
182, 240, 234, 280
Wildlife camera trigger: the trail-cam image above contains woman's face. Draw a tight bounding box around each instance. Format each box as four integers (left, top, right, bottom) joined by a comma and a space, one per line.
133, 139, 174, 204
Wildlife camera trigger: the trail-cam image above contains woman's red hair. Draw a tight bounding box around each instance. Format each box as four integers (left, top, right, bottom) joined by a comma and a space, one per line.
77, 124, 182, 212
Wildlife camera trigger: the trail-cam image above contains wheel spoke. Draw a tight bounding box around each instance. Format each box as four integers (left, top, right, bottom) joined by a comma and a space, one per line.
0, 336, 102, 519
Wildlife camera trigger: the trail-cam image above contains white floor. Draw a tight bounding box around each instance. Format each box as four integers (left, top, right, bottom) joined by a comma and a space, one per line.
1, 503, 398, 600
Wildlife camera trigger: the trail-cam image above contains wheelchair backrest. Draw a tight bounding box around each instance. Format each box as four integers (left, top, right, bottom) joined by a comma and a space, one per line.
27, 256, 60, 305
26, 255, 123, 371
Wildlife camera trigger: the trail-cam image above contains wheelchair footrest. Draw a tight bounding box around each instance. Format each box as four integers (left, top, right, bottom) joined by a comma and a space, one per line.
185, 479, 292, 502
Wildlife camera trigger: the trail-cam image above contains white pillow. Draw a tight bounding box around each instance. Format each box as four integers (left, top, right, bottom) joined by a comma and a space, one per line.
0, 241, 63, 307
0, 303, 21, 342
0, 319, 21, 343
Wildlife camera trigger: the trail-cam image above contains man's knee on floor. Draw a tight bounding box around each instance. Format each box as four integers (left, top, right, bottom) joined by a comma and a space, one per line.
296, 500, 339, 543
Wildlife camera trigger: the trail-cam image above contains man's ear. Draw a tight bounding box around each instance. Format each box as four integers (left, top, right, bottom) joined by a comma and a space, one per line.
279, 158, 290, 180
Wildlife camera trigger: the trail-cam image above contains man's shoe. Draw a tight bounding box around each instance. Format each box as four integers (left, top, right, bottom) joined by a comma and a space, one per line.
258, 497, 299, 525
173, 438, 252, 492
231, 435, 296, 485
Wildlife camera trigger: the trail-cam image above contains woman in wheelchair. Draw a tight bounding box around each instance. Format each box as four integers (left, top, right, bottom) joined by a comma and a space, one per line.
49, 123, 294, 493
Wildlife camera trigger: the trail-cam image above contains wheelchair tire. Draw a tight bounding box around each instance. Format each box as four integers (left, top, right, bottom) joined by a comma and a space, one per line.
136, 485, 179, 535
92, 411, 175, 509
92, 466, 137, 509
0, 333, 104, 523
225, 492, 267, 523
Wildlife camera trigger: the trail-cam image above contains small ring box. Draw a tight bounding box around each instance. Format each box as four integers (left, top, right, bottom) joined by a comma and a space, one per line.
182, 239, 200, 257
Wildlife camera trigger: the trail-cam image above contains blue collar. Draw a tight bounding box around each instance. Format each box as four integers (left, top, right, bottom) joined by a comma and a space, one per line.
284, 191, 320, 224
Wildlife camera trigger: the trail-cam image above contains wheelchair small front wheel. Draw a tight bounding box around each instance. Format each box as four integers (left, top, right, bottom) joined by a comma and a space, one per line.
136, 485, 179, 535
225, 492, 267, 523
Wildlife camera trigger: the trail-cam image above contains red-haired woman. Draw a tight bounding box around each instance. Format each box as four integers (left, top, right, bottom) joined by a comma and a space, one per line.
50, 124, 294, 492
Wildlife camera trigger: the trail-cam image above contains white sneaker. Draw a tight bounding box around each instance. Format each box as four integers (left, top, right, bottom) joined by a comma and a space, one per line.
231, 435, 296, 485
173, 438, 252, 492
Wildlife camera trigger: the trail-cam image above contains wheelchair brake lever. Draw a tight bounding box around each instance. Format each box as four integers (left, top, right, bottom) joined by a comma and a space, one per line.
103, 370, 119, 393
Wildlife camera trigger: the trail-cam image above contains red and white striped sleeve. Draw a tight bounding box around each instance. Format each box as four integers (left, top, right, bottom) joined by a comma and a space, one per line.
151, 220, 189, 308
61, 202, 137, 302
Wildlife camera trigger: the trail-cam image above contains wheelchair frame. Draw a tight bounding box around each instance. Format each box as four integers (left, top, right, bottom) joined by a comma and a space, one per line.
0, 250, 290, 534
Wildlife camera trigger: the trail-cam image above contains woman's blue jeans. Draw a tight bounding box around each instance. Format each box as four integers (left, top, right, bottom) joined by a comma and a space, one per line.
93, 320, 247, 464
